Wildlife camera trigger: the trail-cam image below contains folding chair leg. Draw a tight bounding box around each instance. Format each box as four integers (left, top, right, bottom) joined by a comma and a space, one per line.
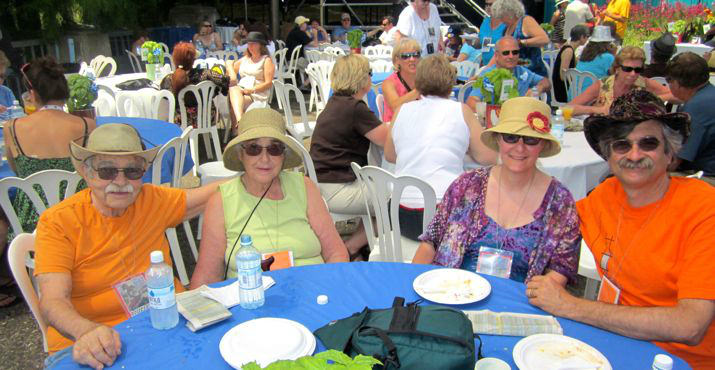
197, 213, 204, 240
183, 220, 198, 261
309, 86, 316, 112
165, 228, 189, 286
202, 133, 213, 160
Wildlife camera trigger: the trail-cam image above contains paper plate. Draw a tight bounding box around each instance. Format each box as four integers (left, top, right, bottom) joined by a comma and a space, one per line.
413, 268, 491, 305
513, 334, 611, 370
219, 317, 316, 369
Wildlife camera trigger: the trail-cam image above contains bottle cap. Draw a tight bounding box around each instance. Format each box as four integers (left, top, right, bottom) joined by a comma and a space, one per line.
150, 250, 164, 263
240, 234, 252, 245
317, 295, 328, 305
653, 354, 673, 370
555, 109, 563, 116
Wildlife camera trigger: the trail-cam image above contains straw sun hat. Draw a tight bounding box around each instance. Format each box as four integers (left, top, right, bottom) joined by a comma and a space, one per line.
69, 123, 159, 171
223, 108, 303, 171
480, 97, 561, 158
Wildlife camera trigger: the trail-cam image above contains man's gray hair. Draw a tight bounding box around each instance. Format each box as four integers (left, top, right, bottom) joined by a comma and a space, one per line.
492, 0, 526, 20
597, 120, 685, 159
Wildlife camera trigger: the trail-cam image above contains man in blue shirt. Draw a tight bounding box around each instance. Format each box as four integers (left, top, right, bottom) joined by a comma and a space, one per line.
467, 37, 550, 111
0, 50, 16, 121
332, 13, 360, 44
666, 52, 715, 185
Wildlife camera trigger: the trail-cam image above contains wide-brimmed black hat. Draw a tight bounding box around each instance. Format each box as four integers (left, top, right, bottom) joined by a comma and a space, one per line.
244, 31, 267, 45
652, 33, 676, 56
584, 90, 690, 159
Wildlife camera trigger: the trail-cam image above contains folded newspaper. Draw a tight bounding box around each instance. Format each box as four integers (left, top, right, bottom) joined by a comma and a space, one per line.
463, 310, 563, 337
176, 276, 276, 332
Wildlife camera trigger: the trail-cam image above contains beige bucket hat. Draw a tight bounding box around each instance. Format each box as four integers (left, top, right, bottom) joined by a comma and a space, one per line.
480, 97, 561, 158
223, 108, 304, 171
69, 123, 159, 170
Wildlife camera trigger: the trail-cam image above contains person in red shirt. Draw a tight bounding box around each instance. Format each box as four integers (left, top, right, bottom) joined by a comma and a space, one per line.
526, 90, 715, 368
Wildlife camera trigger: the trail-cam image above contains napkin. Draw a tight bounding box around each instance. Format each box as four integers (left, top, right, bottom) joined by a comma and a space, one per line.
200, 276, 275, 308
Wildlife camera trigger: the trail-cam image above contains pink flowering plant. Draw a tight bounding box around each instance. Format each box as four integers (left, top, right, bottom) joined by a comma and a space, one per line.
615, 2, 715, 46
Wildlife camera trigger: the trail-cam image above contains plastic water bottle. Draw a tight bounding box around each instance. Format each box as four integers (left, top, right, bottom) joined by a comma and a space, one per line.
146, 251, 179, 329
531, 87, 539, 100
9, 100, 25, 119
552, 109, 565, 144
652, 354, 673, 370
236, 235, 265, 309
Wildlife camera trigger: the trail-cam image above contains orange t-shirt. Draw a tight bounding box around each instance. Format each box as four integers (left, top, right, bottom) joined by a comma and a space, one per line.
34, 184, 187, 353
577, 177, 715, 368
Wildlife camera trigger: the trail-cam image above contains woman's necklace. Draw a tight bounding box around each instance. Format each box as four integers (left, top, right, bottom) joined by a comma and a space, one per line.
40, 104, 65, 111
496, 166, 536, 250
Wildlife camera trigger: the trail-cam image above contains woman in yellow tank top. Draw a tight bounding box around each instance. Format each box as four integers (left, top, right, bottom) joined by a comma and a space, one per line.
189, 108, 348, 288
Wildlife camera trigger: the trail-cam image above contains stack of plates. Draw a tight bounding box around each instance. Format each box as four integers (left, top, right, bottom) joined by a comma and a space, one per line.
219, 317, 316, 369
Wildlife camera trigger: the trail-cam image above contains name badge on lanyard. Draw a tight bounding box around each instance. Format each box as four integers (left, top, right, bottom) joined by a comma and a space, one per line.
112, 274, 149, 318
597, 275, 621, 304
476, 246, 514, 279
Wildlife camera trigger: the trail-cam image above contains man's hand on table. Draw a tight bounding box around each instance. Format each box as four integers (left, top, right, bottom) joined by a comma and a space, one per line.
525, 274, 577, 317
73, 324, 122, 369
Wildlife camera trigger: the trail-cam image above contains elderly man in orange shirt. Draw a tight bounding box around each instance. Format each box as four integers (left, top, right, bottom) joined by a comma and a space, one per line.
35, 124, 225, 369
526, 90, 715, 369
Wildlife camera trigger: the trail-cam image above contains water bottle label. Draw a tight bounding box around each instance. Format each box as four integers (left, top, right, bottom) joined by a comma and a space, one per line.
238, 269, 261, 289
148, 283, 176, 310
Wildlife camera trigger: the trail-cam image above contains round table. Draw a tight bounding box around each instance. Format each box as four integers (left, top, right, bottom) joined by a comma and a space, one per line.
52, 262, 687, 369
96, 116, 193, 184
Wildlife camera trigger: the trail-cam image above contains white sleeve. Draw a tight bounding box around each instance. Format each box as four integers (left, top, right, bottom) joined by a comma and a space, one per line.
396, 7, 414, 37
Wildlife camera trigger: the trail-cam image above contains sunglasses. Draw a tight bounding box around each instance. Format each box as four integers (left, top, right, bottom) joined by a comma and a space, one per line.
620, 66, 643, 74
501, 133, 542, 146
610, 136, 660, 154
500, 49, 520, 56
203, 24, 212, 28
241, 142, 286, 156
399, 52, 421, 60
93, 166, 146, 181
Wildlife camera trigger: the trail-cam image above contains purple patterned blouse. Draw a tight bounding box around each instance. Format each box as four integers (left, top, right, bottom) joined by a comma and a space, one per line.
420, 167, 581, 283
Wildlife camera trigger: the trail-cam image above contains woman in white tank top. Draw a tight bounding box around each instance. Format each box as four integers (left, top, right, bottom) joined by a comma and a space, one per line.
227, 31, 275, 134
384, 55, 496, 240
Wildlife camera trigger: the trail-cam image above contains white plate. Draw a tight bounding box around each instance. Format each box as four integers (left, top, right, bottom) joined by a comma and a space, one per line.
413, 268, 491, 305
513, 334, 612, 370
219, 317, 316, 369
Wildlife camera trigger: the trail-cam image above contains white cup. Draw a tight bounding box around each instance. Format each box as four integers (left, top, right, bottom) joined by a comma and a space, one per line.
475, 357, 511, 370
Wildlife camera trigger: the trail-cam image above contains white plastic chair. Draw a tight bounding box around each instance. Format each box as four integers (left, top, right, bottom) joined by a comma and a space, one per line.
324, 46, 346, 57
275, 39, 286, 50
273, 80, 316, 140
350, 163, 437, 262
564, 69, 598, 101
90, 55, 117, 77
305, 49, 321, 64
369, 59, 393, 73
178, 81, 223, 174
364, 45, 392, 60
0, 170, 83, 237
376, 93, 385, 122
207, 50, 240, 62
158, 42, 175, 70
451, 61, 480, 79
126, 50, 144, 73
305, 61, 335, 115
541, 49, 562, 107
285, 45, 303, 87
93, 89, 117, 116
7, 233, 49, 352
116, 89, 175, 123
283, 135, 318, 183
457, 83, 472, 103
578, 239, 601, 300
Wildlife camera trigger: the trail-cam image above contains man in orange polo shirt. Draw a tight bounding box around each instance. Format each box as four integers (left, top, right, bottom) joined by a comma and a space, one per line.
35, 124, 225, 369
526, 90, 715, 368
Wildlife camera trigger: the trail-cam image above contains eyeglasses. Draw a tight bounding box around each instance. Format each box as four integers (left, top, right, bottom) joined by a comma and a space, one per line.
485, 2, 494, 7
203, 24, 212, 28
381, 22, 389, 26
500, 49, 520, 56
241, 142, 286, 156
20, 63, 33, 90
610, 136, 660, 154
620, 65, 643, 74
399, 52, 421, 60
92, 166, 146, 181
501, 133, 542, 146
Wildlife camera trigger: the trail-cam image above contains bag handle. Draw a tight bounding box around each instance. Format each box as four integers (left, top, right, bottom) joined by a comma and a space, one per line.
365, 327, 401, 369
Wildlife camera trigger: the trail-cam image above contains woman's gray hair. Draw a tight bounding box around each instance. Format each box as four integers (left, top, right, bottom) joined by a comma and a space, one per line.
492, 0, 526, 20
597, 120, 685, 158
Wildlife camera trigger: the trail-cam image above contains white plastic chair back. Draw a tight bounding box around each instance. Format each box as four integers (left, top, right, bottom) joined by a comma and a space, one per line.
305, 61, 335, 114
275, 40, 286, 50
287, 45, 302, 77
273, 80, 315, 139
207, 50, 239, 61
351, 163, 437, 262
274, 48, 288, 79
283, 135, 318, 183
457, 83, 472, 103
376, 93, 385, 122
305, 50, 321, 64
90, 55, 117, 77
324, 46, 346, 56
318, 51, 336, 62
687, 171, 704, 179
364, 45, 392, 60
126, 50, 143, 73
93, 89, 117, 116
541, 49, 559, 80
8, 233, 48, 352
179, 127, 195, 178
651, 76, 668, 86
115, 90, 148, 118
564, 69, 597, 101
193, 57, 224, 70
158, 42, 175, 70
370, 59, 393, 73
451, 61, 479, 79
0, 170, 83, 236
178, 81, 222, 172
143, 89, 175, 123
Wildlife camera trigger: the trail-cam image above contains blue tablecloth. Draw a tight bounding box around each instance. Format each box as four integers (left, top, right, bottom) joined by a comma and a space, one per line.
96, 117, 193, 184
53, 263, 688, 369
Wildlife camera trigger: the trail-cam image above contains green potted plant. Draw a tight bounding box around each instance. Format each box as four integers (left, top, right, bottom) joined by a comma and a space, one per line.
347, 30, 364, 54
242, 350, 381, 369
141, 41, 164, 80
66, 74, 98, 119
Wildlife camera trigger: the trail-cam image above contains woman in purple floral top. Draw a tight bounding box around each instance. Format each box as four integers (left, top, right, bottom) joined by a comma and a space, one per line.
413, 97, 580, 286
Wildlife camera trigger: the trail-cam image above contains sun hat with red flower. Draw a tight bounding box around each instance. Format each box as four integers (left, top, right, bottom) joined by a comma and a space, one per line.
480, 97, 561, 158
